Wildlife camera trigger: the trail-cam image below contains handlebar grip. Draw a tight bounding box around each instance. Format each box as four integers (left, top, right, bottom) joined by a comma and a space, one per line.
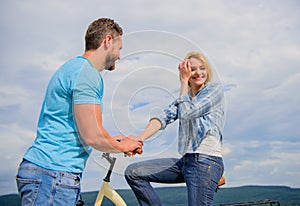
135, 148, 143, 154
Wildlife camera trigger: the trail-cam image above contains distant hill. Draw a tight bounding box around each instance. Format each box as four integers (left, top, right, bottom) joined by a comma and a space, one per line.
1, 185, 299, 206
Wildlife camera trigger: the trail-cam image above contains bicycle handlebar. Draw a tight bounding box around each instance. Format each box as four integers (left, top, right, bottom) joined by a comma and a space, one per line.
102, 153, 116, 164
101, 149, 142, 182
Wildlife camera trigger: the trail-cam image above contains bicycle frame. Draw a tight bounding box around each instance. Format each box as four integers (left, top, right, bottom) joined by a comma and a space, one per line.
94, 153, 127, 206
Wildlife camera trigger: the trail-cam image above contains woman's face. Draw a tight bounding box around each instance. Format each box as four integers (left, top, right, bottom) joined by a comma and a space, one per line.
188, 57, 208, 88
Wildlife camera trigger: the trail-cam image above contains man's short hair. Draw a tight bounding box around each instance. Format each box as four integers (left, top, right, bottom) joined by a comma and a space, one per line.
85, 18, 123, 51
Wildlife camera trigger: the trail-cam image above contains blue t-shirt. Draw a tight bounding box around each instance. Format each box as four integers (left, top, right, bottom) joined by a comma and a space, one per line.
24, 56, 104, 173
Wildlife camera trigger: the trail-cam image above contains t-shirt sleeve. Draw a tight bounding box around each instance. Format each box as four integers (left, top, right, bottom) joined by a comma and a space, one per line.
73, 66, 103, 105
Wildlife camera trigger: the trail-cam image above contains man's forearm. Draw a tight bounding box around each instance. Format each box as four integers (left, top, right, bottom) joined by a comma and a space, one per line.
74, 104, 128, 153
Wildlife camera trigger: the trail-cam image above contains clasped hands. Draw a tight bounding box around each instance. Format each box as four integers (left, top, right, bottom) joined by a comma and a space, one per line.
116, 135, 144, 157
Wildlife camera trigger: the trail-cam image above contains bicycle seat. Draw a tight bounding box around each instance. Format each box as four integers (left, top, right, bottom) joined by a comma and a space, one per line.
218, 176, 225, 187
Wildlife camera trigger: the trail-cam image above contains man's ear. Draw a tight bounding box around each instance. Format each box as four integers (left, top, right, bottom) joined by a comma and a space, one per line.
103, 34, 113, 48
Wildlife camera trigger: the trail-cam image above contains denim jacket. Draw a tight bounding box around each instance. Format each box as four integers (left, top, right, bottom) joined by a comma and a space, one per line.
152, 82, 225, 155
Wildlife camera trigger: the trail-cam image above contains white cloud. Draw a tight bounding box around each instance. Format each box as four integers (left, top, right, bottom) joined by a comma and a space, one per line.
0, 123, 35, 194
223, 140, 300, 187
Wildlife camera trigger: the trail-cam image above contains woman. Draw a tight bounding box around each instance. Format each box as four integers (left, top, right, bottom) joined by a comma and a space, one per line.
125, 51, 225, 206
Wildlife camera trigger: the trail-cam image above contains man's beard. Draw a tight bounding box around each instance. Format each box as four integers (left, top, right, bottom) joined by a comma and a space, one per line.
106, 63, 115, 71
104, 54, 116, 71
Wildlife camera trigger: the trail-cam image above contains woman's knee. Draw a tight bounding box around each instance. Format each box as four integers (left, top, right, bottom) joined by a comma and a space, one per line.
124, 163, 138, 178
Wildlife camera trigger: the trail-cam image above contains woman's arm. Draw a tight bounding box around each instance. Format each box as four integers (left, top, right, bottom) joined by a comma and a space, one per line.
134, 61, 190, 141
178, 60, 191, 96
138, 118, 162, 141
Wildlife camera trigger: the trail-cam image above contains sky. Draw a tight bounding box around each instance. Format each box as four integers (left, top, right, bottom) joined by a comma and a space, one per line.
1, 0, 300, 195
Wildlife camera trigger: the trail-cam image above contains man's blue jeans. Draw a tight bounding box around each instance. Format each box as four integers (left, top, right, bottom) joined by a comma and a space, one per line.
16, 159, 81, 206
125, 153, 224, 206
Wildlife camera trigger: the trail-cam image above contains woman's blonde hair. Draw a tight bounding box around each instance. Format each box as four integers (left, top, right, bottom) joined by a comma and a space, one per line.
184, 51, 213, 83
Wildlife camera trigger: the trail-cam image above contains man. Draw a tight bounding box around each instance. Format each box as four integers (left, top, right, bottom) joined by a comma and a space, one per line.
16, 18, 143, 206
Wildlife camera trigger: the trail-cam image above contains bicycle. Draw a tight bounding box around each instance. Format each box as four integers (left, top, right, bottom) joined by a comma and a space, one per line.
75, 153, 280, 206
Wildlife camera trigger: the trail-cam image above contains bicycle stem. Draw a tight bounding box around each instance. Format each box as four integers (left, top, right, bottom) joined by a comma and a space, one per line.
102, 153, 116, 182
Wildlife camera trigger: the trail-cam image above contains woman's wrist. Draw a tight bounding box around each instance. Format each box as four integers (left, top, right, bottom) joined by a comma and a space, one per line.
180, 81, 189, 96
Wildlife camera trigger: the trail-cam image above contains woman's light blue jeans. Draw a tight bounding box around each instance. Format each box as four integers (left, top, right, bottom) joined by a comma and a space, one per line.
125, 153, 224, 206
16, 159, 81, 206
